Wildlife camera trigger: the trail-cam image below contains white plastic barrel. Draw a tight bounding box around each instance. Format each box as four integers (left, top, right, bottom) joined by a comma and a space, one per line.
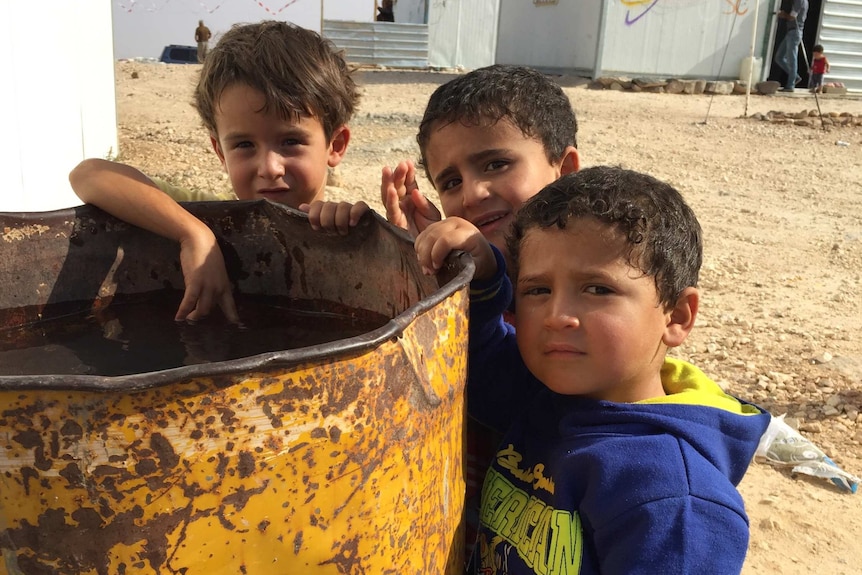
739, 56, 763, 83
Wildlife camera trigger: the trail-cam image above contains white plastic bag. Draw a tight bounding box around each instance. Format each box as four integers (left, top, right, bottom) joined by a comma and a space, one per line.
754, 414, 859, 493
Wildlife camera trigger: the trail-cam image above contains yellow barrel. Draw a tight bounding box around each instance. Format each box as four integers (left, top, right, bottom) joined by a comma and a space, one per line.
0, 201, 472, 574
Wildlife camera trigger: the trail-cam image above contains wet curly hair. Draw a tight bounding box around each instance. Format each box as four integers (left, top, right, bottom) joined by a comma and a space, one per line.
416, 64, 577, 186
507, 166, 702, 308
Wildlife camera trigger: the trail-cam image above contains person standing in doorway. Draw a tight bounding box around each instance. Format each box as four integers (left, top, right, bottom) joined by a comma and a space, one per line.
376, 0, 395, 22
195, 20, 212, 63
774, 0, 809, 92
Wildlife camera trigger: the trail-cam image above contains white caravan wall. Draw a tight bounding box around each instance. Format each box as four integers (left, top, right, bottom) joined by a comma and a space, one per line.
599, 0, 769, 79
496, 0, 601, 73
112, 0, 323, 60
1, 1, 117, 212
393, 0, 427, 24
428, 0, 499, 69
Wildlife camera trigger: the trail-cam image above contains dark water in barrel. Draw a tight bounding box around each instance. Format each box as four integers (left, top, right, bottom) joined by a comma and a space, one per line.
0, 291, 389, 377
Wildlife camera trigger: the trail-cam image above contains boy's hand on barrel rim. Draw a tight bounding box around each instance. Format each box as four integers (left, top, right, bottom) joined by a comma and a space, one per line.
301, 200, 371, 235
414, 217, 496, 280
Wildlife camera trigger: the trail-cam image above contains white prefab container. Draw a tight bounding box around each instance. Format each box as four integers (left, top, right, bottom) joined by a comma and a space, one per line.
740, 56, 764, 83
0, 1, 117, 212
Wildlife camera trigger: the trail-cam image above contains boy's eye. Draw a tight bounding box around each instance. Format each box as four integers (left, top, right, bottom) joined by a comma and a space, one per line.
281, 137, 301, 147
440, 177, 462, 192
521, 286, 550, 297
585, 285, 614, 296
235, 141, 253, 149
485, 159, 509, 172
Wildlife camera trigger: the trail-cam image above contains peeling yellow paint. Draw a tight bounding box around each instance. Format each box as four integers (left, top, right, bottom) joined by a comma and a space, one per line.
2, 224, 49, 243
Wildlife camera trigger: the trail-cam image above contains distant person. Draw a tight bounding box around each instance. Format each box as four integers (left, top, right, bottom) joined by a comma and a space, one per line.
69, 21, 360, 322
808, 44, 831, 93
195, 20, 212, 62
377, 0, 395, 22
774, 0, 809, 92
415, 166, 771, 574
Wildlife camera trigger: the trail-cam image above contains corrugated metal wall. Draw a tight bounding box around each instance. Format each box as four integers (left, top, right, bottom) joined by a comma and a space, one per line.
324, 20, 428, 68
819, 0, 862, 92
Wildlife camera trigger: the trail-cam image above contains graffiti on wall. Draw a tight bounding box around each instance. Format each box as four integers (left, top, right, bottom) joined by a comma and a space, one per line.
621, 0, 750, 26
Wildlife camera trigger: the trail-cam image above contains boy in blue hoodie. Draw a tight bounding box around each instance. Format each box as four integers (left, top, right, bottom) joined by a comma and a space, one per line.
415, 165, 771, 574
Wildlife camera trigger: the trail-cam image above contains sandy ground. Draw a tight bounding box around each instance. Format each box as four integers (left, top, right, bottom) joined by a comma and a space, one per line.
114, 61, 862, 573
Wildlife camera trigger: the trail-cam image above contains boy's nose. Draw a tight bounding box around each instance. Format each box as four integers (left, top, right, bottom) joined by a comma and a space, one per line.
258, 150, 286, 180
546, 298, 580, 330
462, 177, 491, 208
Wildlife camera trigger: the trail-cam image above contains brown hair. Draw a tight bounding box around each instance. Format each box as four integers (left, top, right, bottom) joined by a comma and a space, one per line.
508, 166, 702, 309
416, 65, 578, 186
193, 21, 360, 141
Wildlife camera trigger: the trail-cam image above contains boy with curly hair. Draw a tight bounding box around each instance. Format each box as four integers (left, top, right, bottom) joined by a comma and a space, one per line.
415, 166, 770, 574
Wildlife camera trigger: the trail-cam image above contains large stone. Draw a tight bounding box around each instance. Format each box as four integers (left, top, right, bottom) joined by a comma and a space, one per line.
632, 77, 667, 89
666, 79, 685, 94
733, 81, 753, 94
705, 81, 734, 95
756, 81, 780, 95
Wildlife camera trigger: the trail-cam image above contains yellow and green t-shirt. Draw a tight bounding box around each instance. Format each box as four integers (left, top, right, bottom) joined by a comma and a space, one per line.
151, 178, 236, 202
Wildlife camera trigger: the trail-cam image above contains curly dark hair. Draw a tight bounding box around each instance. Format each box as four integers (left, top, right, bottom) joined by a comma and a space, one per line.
193, 21, 360, 141
507, 166, 702, 308
416, 64, 577, 186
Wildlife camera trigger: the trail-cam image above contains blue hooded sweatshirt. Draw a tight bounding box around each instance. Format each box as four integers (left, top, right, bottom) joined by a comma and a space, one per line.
468, 247, 771, 575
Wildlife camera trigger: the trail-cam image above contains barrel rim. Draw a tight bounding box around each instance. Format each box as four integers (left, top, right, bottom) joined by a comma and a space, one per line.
0, 203, 475, 391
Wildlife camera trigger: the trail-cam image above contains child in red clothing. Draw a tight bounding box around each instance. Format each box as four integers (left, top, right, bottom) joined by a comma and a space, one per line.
809, 44, 831, 93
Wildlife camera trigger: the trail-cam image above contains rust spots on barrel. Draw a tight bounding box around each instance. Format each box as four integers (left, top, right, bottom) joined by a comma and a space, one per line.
237, 451, 255, 478
149, 433, 179, 470
1, 504, 165, 575
319, 535, 362, 574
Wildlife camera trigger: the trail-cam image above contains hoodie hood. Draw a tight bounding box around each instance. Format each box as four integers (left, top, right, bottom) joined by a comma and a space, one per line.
551, 358, 770, 486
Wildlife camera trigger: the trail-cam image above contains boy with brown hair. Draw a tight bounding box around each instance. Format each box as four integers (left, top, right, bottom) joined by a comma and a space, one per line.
380, 64, 579, 250
375, 63, 582, 560
416, 166, 770, 574
312, 64, 580, 246
70, 20, 359, 322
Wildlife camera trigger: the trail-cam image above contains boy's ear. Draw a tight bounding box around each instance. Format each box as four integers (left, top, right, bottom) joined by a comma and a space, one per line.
210, 134, 227, 168
663, 287, 699, 348
558, 146, 580, 176
327, 125, 351, 168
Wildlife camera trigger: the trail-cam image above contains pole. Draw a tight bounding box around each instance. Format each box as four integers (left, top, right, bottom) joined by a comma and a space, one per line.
799, 42, 826, 131
744, 0, 761, 117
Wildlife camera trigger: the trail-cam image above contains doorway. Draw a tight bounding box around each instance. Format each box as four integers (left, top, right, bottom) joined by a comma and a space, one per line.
767, 0, 823, 88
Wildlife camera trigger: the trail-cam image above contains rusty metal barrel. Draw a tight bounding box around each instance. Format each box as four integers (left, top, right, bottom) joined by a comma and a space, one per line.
0, 200, 472, 574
